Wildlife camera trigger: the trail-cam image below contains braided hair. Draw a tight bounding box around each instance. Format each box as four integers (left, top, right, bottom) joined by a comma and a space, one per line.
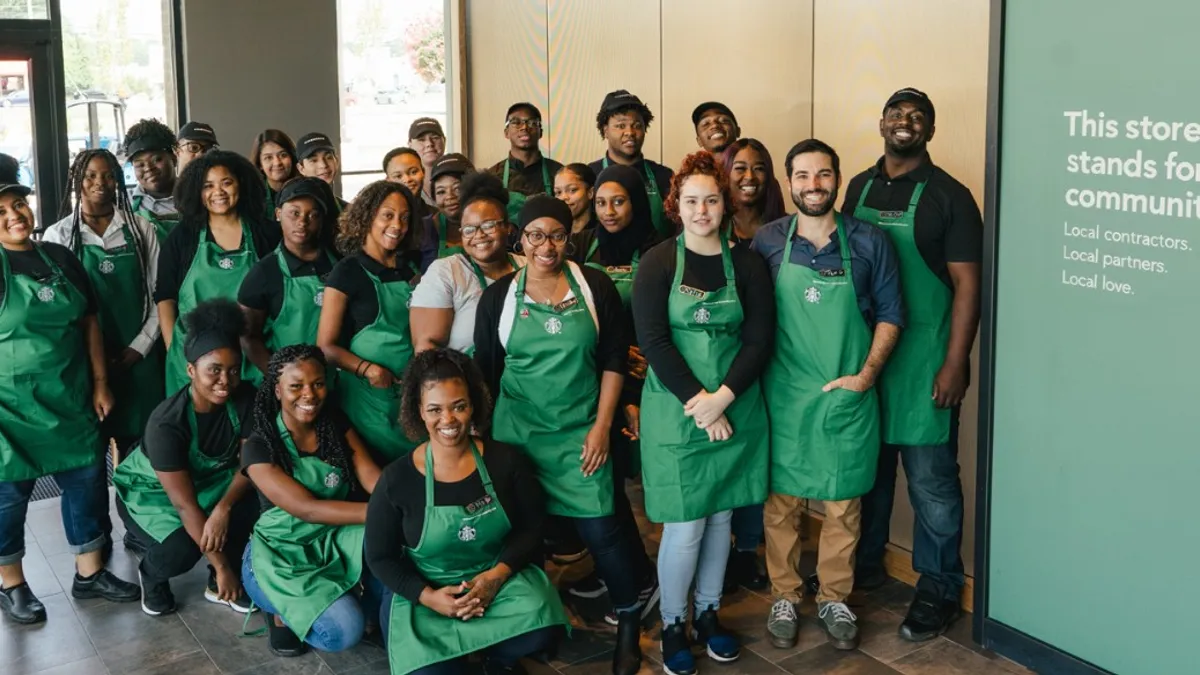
58, 148, 153, 329
251, 344, 358, 491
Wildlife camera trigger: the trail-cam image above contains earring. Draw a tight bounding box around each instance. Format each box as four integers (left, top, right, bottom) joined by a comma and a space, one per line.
565, 240, 576, 257
513, 239, 524, 255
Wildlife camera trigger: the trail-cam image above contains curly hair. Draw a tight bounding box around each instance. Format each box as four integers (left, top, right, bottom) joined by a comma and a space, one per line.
335, 179, 421, 257
458, 170, 509, 215
399, 348, 493, 442
596, 103, 655, 137
124, 118, 178, 155
720, 138, 787, 223
173, 149, 267, 225
250, 129, 300, 179
664, 151, 733, 225
251, 345, 359, 492
182, 297, 246, 340
57, 149, 153, 328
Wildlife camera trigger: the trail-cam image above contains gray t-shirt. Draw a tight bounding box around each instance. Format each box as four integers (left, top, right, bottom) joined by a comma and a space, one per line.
410, 253, 525, 353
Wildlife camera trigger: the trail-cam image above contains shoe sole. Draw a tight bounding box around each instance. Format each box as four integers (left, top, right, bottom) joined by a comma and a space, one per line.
662, 660, 697, 675
204, 589, 255, 614
827, 634, 859, 651
768, 632, 798, 649
705, 645, 741, 663
71, 587, 139, 603
898, 610, 960, 643
567, 586, 608, 599
140, 599, 175, 617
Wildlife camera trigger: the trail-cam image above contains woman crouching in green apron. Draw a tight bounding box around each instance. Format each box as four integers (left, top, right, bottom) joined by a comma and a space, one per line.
633, 152, 774, 674
241, 345, 384, 657
366, 349, 567, 675
474, 196, 650, 675
114, 299, 260, 617
155, 151, 279, 395
0, 163, 139, 624
411, 171, 523, 356
239, 177, 340, 385
317, 181, 422, 466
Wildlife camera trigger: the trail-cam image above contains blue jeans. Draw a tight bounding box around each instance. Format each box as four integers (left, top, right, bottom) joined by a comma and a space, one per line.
573, 512, 642, 612
858, 410, 964, 601
0, 460, 107, 565
730, 503, 764, 552
241, 541, 384, 652
658, 510, 732, 624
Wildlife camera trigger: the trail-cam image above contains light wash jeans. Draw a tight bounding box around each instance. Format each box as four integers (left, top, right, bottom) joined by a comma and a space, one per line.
657, 510, 733, 624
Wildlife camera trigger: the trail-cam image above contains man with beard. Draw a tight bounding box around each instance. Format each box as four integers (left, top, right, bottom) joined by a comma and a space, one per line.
842, 88, 982, 642
691, 102, 740, 155
488, 103, 563, 199
750, 139, 902, 652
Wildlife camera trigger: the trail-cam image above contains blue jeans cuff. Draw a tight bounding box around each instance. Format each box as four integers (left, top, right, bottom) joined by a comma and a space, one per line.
68, 533, 106, 557
0, 547, 25, 566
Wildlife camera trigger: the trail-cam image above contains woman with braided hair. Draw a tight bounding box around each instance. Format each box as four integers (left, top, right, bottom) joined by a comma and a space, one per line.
44, 148, 163, 458
240, 344, 383, 657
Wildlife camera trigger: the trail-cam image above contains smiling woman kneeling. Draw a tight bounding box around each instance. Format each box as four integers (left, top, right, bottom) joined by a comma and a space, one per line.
240, 345, 384, 657
366, 349, 567, 675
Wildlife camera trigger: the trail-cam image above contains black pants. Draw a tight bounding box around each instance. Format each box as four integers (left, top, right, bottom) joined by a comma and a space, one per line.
117, 494, 259, 585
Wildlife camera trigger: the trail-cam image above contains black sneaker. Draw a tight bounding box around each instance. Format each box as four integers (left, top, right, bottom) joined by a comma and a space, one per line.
899, 591, 960, 642
691, 605, 741, 662
660, 618, 696, 675
0, 583, 47, 624
267, 614, 308, 657
139, 570, 176, 616
205, 568, 256, 614
724, 549, 768, 593
567, 571, 608, 599
72, 569, 139, 602
604, 574, 660, 626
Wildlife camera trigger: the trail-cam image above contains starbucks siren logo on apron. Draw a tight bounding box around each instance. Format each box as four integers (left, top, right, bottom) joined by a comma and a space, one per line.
693, 307, 710, 324
313, 290, 324, 307
36, 286, 55, 302
218, 257, 235, 270
458, 523, 476, 542
805, 286, 821, 304
324, 471, 340, 488
544, 317, 562, 334
98, 259, 115, 274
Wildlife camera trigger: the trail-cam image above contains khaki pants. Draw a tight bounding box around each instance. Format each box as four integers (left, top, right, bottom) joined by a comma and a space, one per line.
763, 493, 861, 604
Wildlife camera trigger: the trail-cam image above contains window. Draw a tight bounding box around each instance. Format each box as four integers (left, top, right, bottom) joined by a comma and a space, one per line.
337, 0, 450, 199
0, 0, 50, 20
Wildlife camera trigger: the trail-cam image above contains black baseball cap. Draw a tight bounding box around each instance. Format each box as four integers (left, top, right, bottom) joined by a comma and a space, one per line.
277, 177, 330, 212
408, 117, 444, 141
599, 89, 646, 116
505, 102, 542, 121
429, 153, 474, 185
883, 88, 935, 126
124, 135, 173, 160
0, 153, 31, 198
296, 132, 337, 161
691, 101, 737, 127
177, 121, 219, 146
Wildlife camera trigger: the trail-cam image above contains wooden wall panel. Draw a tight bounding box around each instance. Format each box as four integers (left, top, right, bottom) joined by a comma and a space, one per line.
546, 0, 662, 166
660, 0, 813, 185
813, 0, 989, 573
465, 0, 549, 170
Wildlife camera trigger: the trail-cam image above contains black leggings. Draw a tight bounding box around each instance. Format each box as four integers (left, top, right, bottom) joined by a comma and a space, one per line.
117, 494, 259, 585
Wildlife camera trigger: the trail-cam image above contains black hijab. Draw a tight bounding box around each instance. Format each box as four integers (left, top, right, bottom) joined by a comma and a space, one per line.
593, 164, 657, 265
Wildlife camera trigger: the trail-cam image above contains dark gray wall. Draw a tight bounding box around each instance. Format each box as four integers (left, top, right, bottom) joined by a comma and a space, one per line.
178, 0, 339, 161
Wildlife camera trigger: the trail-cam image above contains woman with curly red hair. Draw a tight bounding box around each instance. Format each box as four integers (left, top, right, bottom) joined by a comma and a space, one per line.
631, 151, 774, 675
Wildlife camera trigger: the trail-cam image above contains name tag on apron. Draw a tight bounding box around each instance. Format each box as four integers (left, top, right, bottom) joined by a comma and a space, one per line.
677, 284, 706, 298
606, 265, 633, 273
553, 297, 579, 313
878, 210, 906, 220
819, 268, 846, 278
465, 494, 494, 514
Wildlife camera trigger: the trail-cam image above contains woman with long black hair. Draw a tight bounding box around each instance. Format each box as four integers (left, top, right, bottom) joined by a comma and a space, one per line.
238, 177, 339, 384
155, 150, 278, 394
241, 345, 383, 657
250, 129, 301, 220
44, 148, 162, 457
721, 138, 786, 246
317, 181, 422, 465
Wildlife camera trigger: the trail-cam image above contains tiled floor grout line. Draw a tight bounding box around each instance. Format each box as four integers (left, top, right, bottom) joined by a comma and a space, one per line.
176, 608, 225, 673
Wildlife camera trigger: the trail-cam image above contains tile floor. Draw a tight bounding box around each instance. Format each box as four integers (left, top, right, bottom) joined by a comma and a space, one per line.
1, 489, 1033, 675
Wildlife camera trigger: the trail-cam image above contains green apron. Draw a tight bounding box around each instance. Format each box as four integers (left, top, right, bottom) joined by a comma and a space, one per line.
502, 159, 553, 225
165, 224, 259, 395
491, 265, 613, 517
132, 195, 181, 243
762, 214, 879, 500
244, 247, 337, 387
113, 396, 241, 542
336, 260, 418, 465
602, 156, 668, 237
583, 238, 639, 311
250, 414, 365, 638
0, 246, 101, 482
852, 180, 952, 445
386, 441, 568, 675
640, 236, 769, 522
462, 253, 518, 358
79, 221, 165, 439
435, 214, 465, 259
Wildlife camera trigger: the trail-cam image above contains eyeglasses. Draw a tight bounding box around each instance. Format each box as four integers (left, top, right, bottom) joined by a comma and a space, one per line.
461, 220, 504, 238
180, 142, 210, 155
506, 118, 542, 131
523, 229, 568, 246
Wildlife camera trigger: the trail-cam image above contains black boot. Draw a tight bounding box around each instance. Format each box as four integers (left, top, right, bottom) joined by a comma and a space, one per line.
613, 609, 642, 675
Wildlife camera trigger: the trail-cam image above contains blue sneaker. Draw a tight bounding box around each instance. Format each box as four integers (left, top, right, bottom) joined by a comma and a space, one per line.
661, 618, 696, 675
691, 605, 740, 662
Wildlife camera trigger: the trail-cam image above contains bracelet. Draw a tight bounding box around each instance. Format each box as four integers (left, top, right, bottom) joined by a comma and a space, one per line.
357, 360, 371, 377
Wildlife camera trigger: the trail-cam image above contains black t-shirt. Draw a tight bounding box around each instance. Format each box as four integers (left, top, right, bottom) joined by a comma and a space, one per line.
141, 382, 256, 472
240, 409, 353, 513
0, 242, 96, 313
486, 154, 564, 197
324, 252, 420, 341
364, 440, 545, 603
632, 238, 775, 404
237, 246, 338, 320
153, 219, 281, 304
841, 155, 984, 287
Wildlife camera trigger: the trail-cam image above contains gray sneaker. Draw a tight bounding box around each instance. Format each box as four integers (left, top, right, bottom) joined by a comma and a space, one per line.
766, 598, 800, 648
817, 601, 859, 650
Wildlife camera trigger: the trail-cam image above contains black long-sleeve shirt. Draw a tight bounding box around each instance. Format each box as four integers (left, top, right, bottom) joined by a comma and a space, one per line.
153, 220, 280, 303
473, 263, 630, 402
632, 238, 775, 404
364, 440, 544, 603
0, 242, 96, 313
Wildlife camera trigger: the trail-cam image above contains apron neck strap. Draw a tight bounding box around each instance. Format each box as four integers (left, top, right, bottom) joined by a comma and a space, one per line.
905, 180, 928, 210
516, 262, 584, 308
503, 156, 551, 194
275, 412, 302, 460
783, 214, 851, 275
186, 391, 242, 445
674, 234, 735, 285
422, 439, 491, 506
